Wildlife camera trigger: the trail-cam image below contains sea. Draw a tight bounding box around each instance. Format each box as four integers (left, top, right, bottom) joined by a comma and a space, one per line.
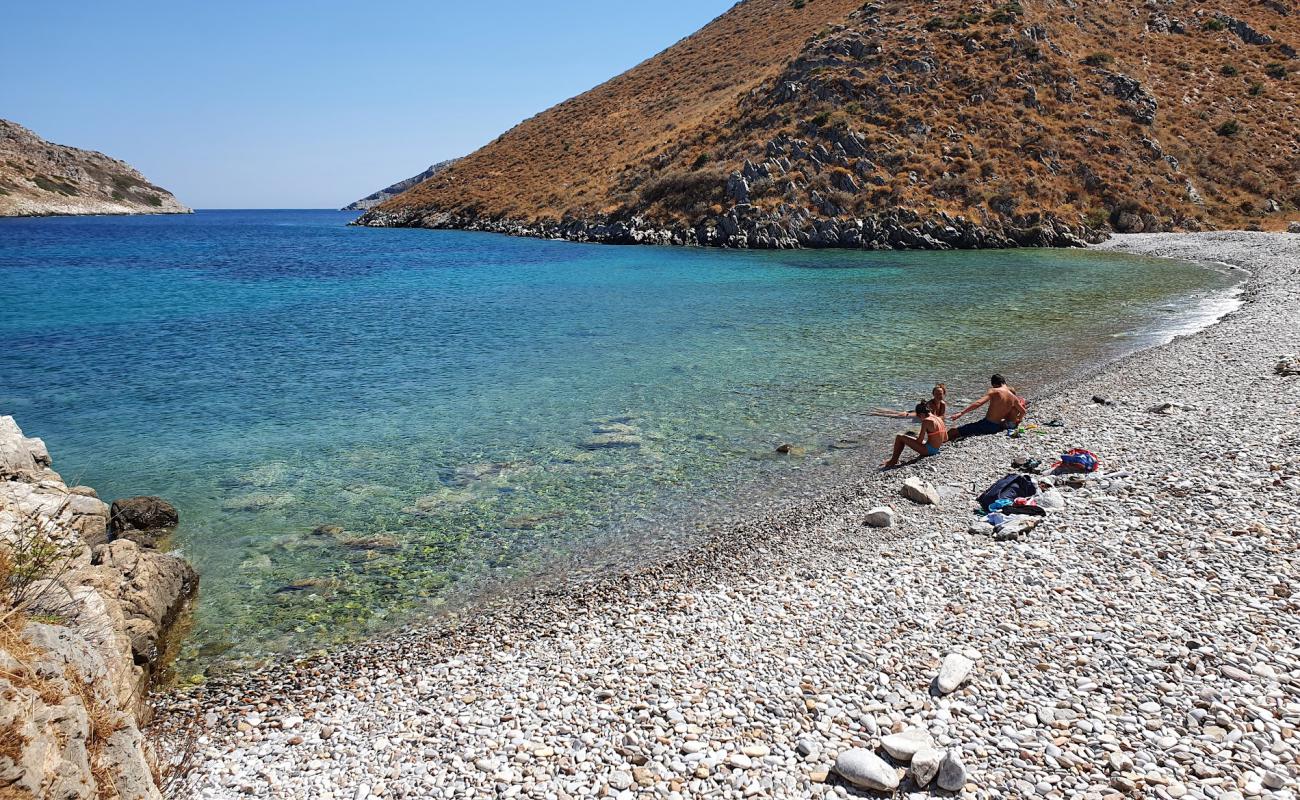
0, 210, 1237, 675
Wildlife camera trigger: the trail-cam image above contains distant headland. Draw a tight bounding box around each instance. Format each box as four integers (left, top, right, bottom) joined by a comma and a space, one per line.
0, 119, 190, 217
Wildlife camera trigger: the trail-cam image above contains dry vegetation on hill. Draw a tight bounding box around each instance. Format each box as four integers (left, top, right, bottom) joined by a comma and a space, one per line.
0, 119, 189, 217
364, 0, 1299, 245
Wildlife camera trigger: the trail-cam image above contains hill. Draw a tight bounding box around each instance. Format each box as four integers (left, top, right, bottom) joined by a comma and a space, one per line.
0, 119, 189, 217
343, 159, 458, 211
359, 0, 1299, 248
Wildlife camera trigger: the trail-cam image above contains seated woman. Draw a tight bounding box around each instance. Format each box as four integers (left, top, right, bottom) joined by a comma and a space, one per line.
870, 383, 947, 419
881, 401, 948, 469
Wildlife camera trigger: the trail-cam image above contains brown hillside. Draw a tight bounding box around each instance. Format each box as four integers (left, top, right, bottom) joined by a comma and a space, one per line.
364, 0, 1300, 245
0, 119, 189, 217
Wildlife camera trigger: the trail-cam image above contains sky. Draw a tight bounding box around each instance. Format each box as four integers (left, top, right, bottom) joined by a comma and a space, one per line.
4, 1, 735, 209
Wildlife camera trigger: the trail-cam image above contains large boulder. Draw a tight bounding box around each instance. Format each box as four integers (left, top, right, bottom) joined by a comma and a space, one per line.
109, 496, 179, 537
0, 415, 41, 475
84, 540, 199, 680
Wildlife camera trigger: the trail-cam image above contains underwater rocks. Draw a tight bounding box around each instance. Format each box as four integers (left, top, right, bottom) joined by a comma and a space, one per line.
221, 491, 297, 512
338, 533, 401, 552
580, 420, 647, 450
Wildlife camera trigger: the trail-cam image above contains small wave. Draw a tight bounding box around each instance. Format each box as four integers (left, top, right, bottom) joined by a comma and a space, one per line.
1152, 285, 1244, 345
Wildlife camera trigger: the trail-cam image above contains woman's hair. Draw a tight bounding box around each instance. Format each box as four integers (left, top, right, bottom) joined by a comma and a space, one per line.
932, 383, 946, 397
915, 402, 930, 416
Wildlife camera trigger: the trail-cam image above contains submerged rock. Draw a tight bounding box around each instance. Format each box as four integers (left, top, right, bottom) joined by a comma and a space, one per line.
222, 492, 295, 512
109, 496, 178, 536
504, 511, 565, 530
451, 461, 518, 487
592, 422, 639, 436
339, 533, 401, 552
274, 577, 340, 594
579, 433, 643, 450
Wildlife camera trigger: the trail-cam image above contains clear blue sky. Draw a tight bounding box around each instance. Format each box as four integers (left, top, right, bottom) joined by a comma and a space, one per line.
4, 1, 734, 209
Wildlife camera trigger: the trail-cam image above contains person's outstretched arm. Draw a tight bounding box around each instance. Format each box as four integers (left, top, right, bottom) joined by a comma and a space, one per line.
952, 392, 991, 420
868, 408, 910, 418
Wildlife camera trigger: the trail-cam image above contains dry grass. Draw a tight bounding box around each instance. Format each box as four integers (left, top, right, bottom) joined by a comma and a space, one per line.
1, 504, 126, 799
378, 0, 1299, 232
0, 718, 24, 762
154, 713, 203, 800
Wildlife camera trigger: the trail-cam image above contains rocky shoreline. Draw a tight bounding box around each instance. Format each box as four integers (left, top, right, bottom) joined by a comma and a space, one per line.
354, 206, 1098, 250
0, 418, 197, 799
166, 232, 1298, 799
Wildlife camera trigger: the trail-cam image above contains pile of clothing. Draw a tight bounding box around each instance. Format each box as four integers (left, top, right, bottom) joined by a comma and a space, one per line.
968, 449, 1100, 541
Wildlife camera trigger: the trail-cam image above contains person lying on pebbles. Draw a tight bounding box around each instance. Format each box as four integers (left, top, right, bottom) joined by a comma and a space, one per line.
868, 383, 947, 418
881, 401, 948, 469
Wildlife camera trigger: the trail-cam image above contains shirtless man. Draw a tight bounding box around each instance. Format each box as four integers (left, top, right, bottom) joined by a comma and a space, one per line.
881, 402, 948, 468
949, 374, 1023, 439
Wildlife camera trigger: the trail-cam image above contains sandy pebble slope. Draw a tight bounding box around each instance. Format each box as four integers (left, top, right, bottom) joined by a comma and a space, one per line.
160, 232, 1300, 800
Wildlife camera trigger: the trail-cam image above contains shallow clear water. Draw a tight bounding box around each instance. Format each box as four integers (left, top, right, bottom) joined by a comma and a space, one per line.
0, 210, 1233, 673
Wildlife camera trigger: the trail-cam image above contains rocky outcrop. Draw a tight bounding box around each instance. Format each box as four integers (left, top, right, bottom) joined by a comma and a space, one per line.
0, 416, 196, 798
0, 119, 190, 217
342, 159, 458, 211
358, 205, 1097, 250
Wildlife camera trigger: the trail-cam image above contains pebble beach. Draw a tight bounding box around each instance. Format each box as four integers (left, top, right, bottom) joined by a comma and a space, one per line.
159, 232, 1300, 799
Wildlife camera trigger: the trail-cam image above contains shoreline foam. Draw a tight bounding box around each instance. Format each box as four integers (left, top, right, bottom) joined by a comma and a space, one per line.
160, 232, 1300, 799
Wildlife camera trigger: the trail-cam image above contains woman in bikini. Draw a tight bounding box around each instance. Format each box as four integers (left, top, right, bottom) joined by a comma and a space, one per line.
881, 401, 949, 469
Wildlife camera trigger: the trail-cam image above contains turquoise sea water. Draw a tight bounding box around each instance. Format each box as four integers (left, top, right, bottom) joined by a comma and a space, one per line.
0, 210, 1233, 673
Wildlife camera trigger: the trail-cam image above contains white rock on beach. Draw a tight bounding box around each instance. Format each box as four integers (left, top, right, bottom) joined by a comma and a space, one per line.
936, 652, 975, 694
938, 751, 968, 791
835, 749, 900, 791
863, 506, 895, 527
880, 728, 933, 761
911, 747, 944, 787
901, 476, 940, 505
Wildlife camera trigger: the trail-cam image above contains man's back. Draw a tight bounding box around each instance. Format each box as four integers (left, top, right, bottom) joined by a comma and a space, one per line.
985, 386, 1018, 422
